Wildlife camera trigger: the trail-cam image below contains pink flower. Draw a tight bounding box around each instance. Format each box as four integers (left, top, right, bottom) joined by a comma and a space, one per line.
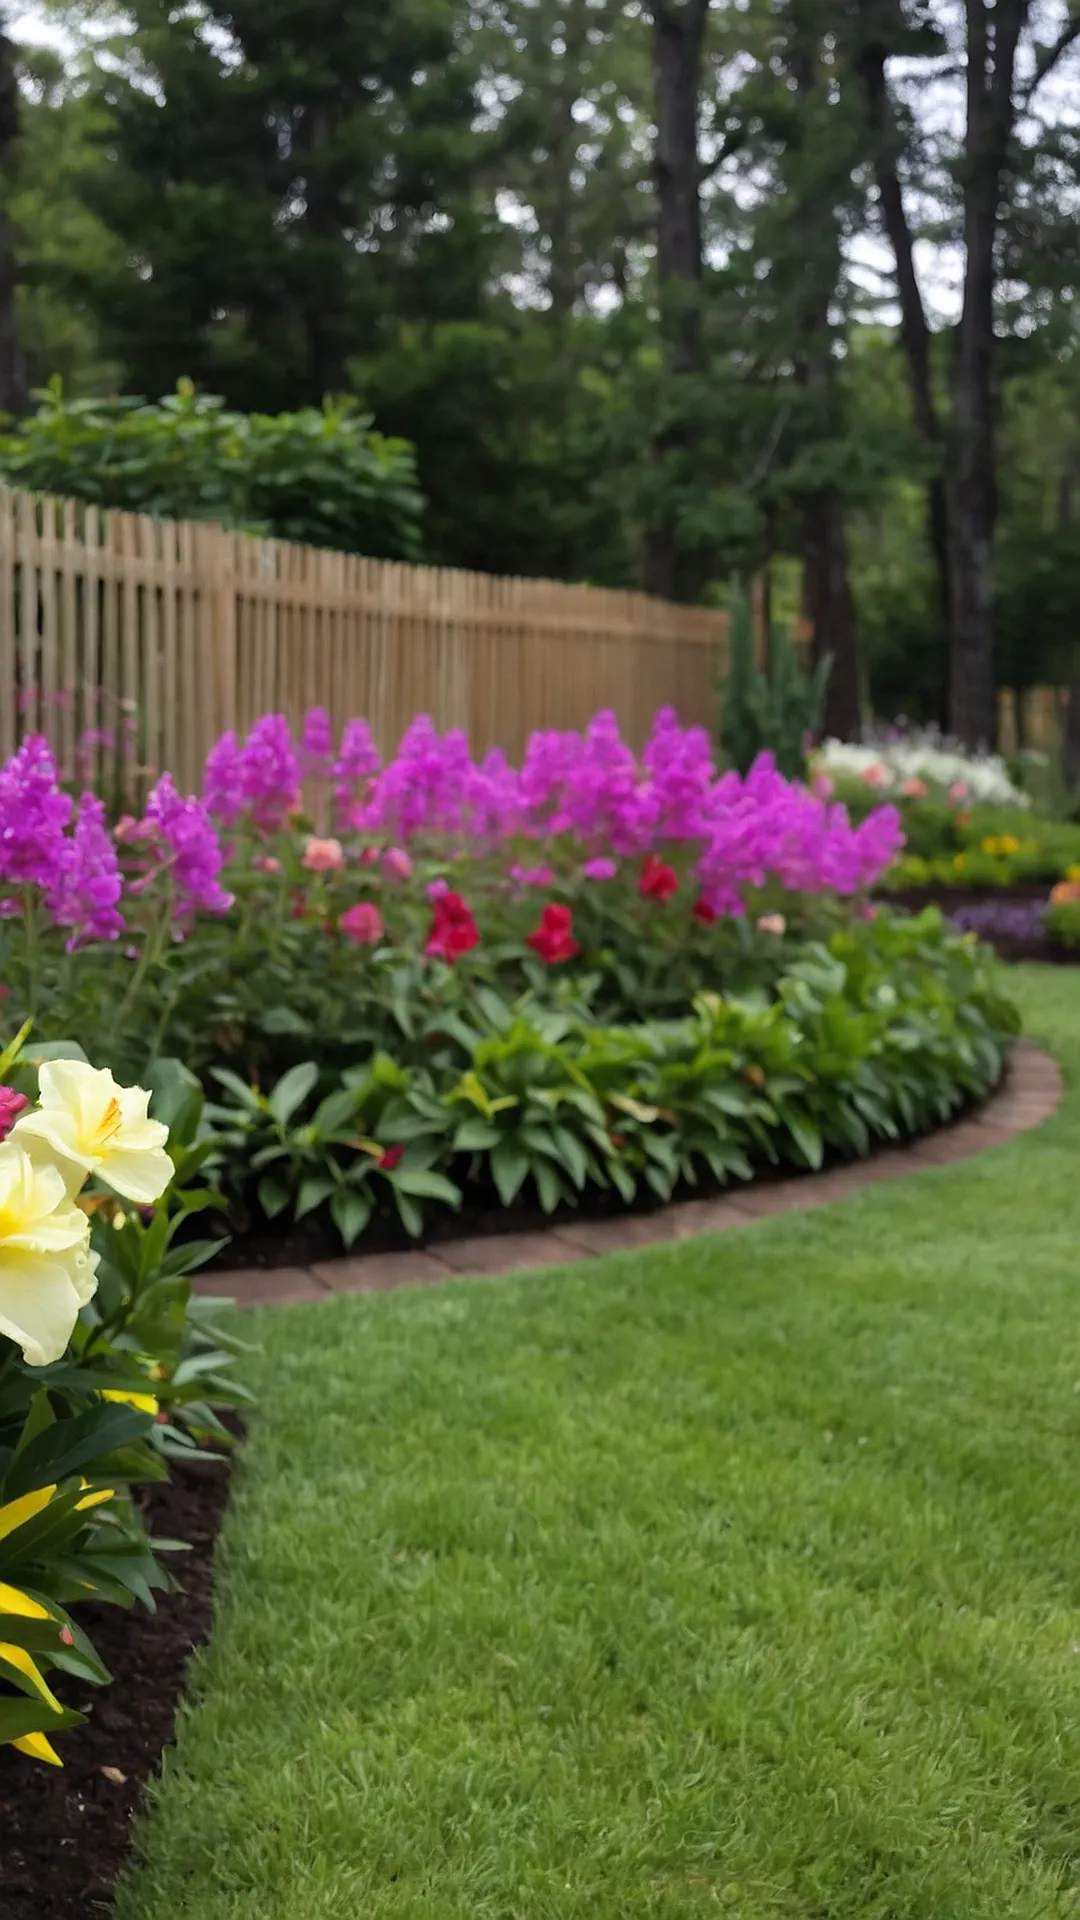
0, 1086, 29, 1141
382, 847, 413, 881
427, 877, 449, 901
862, 763, 890, 789
582, 857, 617, 881
253, 854, 282, 874
511, 864, 553, 887
811, 772, 834, 800
303, 836, 345, 873
757, 913, 786, 935
378, 1144, 406, 1171
900, 777, 928, 799
949, 781, 969, 802
340, 901, 385, 945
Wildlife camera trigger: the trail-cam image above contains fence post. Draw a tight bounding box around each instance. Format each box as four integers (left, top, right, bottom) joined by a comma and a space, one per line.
195, 522, 237, 783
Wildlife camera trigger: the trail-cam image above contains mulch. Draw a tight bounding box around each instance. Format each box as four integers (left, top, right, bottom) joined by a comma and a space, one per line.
0, 1446, 236, 1919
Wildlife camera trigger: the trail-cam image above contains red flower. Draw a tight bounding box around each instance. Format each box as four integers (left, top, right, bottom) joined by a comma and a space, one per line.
639, 854, 678, 903
0, 1086, 28, 1141
425, 890, 480, 962
377, 1144, 406, 1171
692, 896, 716, 924
526, 902, 579, 965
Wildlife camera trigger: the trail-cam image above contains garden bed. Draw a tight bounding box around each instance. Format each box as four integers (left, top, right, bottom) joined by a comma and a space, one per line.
0, 1447, 235, 1920
885, 883, 1079, 965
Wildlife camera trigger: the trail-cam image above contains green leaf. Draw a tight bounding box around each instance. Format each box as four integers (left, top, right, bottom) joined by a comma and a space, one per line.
268, 1062, 319, 1126
390, 1168, 461, 1206
295, 1173, 337, 1219
146, 1056, 204, 1147
330, 1188, 372, 1248
257, 1173, 291, 1219
491, 1140, 530, 1207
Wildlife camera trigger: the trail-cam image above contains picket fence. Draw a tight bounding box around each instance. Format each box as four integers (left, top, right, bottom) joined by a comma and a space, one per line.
0, 486, 729, 796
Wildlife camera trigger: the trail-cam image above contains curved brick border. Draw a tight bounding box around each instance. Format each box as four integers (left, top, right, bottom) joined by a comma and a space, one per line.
195, 1042, 1064, 1310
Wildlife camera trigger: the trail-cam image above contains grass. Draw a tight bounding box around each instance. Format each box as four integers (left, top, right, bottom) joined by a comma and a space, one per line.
117, 965, 1080, 1919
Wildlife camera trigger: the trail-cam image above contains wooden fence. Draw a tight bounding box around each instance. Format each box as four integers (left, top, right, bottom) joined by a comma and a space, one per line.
0, 486, 729, 795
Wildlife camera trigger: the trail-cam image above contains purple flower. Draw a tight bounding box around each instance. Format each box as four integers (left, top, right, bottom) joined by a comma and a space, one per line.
144, 774, 234, 918
47, 793, 124, 948
300, 706, 335, 778
0, 735, 72, 892
238, 716, 301, 834
332, 719, 381, 829
510, 864, 554, 887
582, 857, 617, 881
203, 729, 246, 826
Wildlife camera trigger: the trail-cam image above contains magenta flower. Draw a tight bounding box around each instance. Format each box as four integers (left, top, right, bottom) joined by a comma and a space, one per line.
582, 857, 617, 881
0, 1086, 29, 1140
301, 706, 335, 778
203, 730, 246, 826
0, 736, 72, 892
382, 847, 413, 881
47, 792, 125, 948
238, 716, 302, 833
144, 775, 234, 918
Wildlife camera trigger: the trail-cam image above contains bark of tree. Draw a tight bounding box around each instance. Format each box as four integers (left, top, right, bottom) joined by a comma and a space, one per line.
858, 36, 951, 694
803, 489, 862, 740
787, 20, 862, 740
0, 21, 27, 419
643, 0, 707, 602
945, 0, 1027, 748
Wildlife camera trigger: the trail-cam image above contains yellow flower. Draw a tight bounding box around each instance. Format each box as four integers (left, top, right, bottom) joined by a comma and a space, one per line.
1001, 835, 1020, 854
14, 1061, 172, 1205
1067, 865, 1080, 884
0, 1144, 98, 1367
101, 1387, 159, 1416
954, 853, 967, 870
980, 836, 999, 855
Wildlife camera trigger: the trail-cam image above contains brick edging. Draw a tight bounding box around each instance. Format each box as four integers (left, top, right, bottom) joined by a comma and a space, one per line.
195, 1042, 1064, 1310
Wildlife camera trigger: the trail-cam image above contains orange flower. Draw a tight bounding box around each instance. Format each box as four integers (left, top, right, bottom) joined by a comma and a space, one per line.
1050, 879, 1080, 906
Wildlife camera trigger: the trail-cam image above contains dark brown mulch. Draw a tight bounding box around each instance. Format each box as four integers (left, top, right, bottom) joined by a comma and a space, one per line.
0, 1448, 235, 1919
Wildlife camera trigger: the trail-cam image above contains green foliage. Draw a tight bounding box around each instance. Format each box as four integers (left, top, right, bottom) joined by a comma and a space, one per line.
1045, 898, 1080, 949
198, 912, 1016, 1244
719, 583, 831, 778
0, 381, 424, 559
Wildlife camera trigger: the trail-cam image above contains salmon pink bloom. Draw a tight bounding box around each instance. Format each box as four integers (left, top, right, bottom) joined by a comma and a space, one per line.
382, 847, 413, 881
303, 837, 345, 873
900, 776, 928, 798
340, 902, 385, 945
757, 913, 786, 935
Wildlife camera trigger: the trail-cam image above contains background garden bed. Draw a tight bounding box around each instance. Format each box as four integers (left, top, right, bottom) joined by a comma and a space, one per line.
885, 884, 1079, 965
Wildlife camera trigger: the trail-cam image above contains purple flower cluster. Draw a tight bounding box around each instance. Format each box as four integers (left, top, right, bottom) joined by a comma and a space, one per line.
0, 735, 73, 889
48, 793, 124, 948
144, 775, 234, 919
950, 901, 1048, 943
202, 704, 903, 911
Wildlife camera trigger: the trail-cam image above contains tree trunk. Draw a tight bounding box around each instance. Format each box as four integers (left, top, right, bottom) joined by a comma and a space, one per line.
945, 0, 1028, 748
643, 0, 707, 601
803, 489, 862, 739
0, 23, 27, 419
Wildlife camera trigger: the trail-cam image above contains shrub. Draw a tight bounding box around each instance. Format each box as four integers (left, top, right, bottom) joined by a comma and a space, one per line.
0, 380, 424, 561
719, 584, 830, 780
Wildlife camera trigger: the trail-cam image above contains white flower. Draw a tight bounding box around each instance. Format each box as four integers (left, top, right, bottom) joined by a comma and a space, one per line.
816, 734, 1029, 809
0, 1142, 98, 1367
14, 1061, 172, 1205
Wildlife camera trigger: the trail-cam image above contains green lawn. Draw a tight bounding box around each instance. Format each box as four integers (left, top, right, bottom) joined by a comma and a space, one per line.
117, 967, 1080, 1920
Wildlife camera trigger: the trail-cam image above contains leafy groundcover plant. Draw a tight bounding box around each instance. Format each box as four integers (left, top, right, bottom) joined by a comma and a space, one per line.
0, 1028, 247, 1767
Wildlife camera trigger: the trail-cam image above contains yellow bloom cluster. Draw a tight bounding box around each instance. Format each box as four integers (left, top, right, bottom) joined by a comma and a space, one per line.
979, 834, 1021, 856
